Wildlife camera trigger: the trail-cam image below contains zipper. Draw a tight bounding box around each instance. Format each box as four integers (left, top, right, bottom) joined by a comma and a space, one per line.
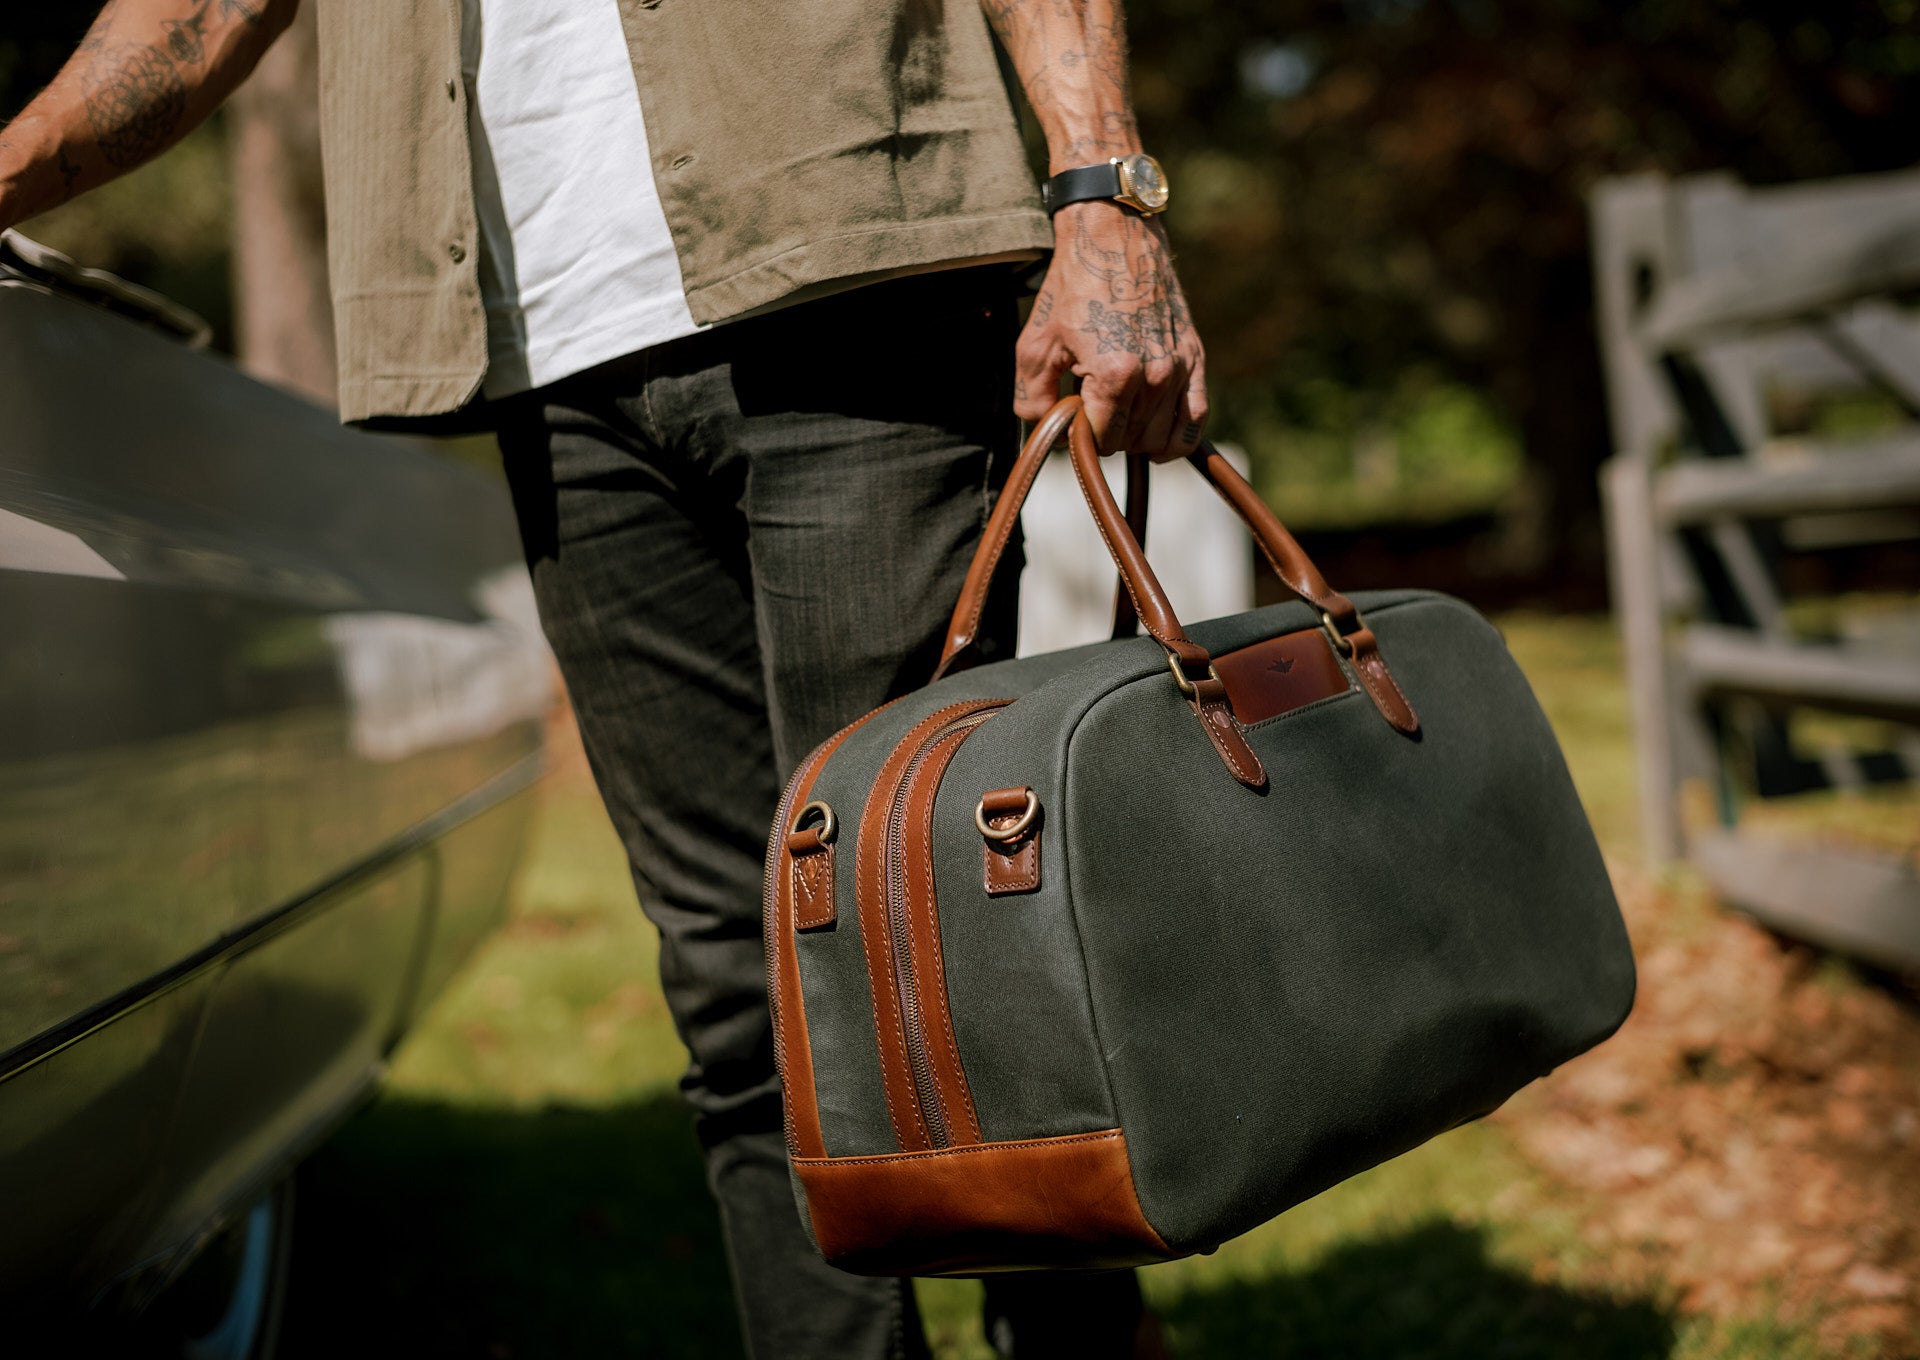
882, 703, 1006, 1147
764, 698, 904, 1158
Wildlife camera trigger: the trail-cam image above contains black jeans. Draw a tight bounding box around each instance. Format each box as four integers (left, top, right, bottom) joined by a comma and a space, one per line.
497, 268, 1143, 1359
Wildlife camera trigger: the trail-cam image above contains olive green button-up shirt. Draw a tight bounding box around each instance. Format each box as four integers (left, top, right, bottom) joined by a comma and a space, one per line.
315, 0, 1053, 423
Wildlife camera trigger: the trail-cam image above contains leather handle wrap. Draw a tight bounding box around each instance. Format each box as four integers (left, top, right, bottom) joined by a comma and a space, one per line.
933, 396, 1146, 681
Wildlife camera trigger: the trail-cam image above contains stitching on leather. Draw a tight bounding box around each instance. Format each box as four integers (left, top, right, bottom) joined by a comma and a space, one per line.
1006, 846, 1040, 891
985, 836, 1039, 893
856, 700, 996, 1151
795, 853, 835, 929
1194, 696, 1262, 785
771, 697, 903, 1159
948, 415, 1064, 662
1071, 448, 1171, 651
794, 1129, 1123, 1168
1353, 648, 1417, 731
913, 728, 982, 1144
1367, 655, 1419, 728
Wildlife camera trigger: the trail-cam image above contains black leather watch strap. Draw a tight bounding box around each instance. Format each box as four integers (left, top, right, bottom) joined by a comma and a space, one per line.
1041, 162, 1123, 214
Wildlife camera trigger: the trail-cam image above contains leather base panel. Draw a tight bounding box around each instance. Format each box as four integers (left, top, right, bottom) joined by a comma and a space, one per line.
795, 1129, 1174, 1276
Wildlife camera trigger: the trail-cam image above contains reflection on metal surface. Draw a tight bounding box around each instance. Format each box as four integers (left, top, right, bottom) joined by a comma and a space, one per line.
0, 506, 125, 580
327, 566, 553, 763
0, 274, 551, 1309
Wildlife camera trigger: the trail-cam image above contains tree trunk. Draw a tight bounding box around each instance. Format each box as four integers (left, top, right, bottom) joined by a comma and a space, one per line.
227, 2, 335, 406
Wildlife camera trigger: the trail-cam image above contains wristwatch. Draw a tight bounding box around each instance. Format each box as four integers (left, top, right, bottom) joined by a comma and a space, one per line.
1040, 153, 1170, 216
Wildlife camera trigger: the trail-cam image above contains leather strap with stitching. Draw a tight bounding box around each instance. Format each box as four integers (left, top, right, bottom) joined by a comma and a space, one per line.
934, 399, 1148, 681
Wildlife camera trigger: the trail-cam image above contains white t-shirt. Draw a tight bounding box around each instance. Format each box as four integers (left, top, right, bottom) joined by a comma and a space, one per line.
460, 1, 704, 399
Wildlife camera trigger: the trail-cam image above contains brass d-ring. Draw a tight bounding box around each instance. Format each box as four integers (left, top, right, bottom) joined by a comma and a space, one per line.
1319, 609, 1357, 657
791, 799, 837, 844
1165, 651, 1222, 697
974, 789, 1039, 841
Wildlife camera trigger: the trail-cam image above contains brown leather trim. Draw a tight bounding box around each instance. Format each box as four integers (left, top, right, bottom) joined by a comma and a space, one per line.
1109, 449, 1150, 641
1183, 446, 1420, 734
854, 701, 1003, 1152
980, 786, 1041, 896
937, 397, 1147, 682
934, 400, 1079, 682
1211, 627, 1352, 725
768, 700, 903, 1161
898, 725, 988, 1145
1188, 676, 1267, 791
1065, 413, 1194, 655
795, 1129, 1174, 1276
985, 834, 1040, 895
789, 830, 837, 931
1184, 443, 1347, 616
1346, 626, 1421, 734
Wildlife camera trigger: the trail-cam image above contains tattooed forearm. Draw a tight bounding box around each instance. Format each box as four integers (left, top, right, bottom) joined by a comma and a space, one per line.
163, 1, 213, 65
83, 44, 190, 168
0, 0, 294, 231
981, 0, 1140, 172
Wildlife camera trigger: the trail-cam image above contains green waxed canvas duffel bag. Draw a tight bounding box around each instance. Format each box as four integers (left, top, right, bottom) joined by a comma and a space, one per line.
765, 396, 1636, 1276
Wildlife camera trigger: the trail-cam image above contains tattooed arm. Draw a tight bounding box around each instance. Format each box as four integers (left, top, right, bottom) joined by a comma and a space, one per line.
983, 0, 1206, 459
0, 0, 298, 234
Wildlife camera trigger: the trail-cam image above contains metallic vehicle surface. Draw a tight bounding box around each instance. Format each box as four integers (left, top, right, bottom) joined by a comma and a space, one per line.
0, 239, 553, 1315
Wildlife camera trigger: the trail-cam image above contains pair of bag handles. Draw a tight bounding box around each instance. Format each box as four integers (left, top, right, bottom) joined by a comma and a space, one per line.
933, 395, 1418, 739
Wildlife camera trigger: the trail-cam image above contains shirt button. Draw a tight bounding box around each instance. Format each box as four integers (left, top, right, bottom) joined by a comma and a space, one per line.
670, 154, 694, 170
446, 79, 458, 101
448, 242, 468, 264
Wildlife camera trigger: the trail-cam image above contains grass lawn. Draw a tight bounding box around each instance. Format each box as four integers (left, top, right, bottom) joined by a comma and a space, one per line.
278, 616, 1872, 1359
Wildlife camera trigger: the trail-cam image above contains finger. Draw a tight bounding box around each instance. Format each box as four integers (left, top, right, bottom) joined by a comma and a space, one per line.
1135, 359, 1188, 461
1013, 329, 1072, 424
1148, 390, 1200, 465
1184, 350, 1209, 437
1077, 369, 1138, 455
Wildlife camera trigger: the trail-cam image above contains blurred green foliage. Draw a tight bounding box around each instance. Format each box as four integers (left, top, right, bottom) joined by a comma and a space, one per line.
6, 1, 1918, 549
1121, 0, 1920, 543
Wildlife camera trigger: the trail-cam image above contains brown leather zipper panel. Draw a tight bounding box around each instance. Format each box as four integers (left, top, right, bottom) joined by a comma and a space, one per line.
765, 699, 901, 1160
896, 719, 992, 1146
854, 699, 1008, 1152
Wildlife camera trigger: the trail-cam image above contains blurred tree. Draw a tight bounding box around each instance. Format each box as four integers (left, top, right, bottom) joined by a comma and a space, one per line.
227, 0, 334, 403
1127, 0, 1920, 577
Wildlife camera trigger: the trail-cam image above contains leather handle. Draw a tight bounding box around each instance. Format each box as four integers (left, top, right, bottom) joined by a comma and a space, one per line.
933, 395, 1146, 681
1063, 412, 1201, 660
1109, 451, 1150, 641
1062, 407, 1420, 737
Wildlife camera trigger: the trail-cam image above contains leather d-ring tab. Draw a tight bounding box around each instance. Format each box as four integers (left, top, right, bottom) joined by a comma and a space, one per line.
1189, 676, 1268, 791
979, 786, 1041, 896
789, 807, 839, 931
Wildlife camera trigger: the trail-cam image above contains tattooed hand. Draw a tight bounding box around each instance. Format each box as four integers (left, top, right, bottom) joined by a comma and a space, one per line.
1015, 201, 1207, 461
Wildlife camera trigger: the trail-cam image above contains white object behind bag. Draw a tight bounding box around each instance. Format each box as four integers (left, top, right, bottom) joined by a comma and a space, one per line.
1017, 444, 1256, 657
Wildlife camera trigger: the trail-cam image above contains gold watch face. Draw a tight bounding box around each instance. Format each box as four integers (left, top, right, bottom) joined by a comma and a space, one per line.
1116, 153, 1170, 214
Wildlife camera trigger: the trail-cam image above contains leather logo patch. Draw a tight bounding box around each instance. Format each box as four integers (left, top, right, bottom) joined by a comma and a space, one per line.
1210, 626, 1351, 725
